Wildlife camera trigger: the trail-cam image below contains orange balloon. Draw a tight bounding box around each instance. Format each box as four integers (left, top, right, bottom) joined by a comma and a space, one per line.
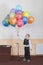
28, 16, 34, 24
9, 17, 17, 25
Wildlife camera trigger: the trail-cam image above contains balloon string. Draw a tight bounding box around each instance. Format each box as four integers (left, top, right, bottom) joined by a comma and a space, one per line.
17, 27, 20, 37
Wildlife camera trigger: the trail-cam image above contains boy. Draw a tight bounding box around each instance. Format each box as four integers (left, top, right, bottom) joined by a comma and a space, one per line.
23, 34, 32, 62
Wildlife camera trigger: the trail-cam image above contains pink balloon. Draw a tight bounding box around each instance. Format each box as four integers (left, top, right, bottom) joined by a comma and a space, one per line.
17, 19, 24, 27
16, 13, 22, 20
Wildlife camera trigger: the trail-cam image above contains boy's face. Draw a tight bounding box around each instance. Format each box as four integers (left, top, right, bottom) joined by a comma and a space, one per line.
25, 35, 30, 39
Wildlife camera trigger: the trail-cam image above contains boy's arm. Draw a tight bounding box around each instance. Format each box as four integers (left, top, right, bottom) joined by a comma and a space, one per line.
29, 40, 32, 50
23, 39, 25, 45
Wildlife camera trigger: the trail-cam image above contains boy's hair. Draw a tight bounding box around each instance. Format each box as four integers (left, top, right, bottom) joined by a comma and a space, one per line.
26, 34, 30, 37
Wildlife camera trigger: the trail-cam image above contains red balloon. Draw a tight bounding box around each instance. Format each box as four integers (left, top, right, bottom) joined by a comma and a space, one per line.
17, 19, 24, 27
16, 13, 22, 20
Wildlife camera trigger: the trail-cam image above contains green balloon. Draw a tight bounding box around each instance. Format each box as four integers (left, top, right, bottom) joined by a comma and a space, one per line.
4, 18, 10, 24
10, 12, 15, 18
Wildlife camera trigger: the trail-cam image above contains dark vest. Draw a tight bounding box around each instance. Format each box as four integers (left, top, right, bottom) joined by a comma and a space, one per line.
24, 39, 29, 45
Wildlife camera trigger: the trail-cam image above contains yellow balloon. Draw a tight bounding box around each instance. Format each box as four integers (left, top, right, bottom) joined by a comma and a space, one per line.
23, 11, 30, 17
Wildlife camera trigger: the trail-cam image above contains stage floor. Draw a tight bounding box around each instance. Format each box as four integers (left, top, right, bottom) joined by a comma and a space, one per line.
0, 56, 43, 65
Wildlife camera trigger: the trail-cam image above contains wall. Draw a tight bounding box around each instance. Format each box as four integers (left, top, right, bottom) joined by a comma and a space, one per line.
0, 39, 43, 56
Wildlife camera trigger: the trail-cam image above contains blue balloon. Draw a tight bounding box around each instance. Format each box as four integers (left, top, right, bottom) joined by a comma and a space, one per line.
16, 5, 22, 11
23, 17, 28, 24
2, 20, 9, 27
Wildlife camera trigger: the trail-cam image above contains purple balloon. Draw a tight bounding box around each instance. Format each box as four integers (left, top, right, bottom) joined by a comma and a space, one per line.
10, 9, 15, 13
6, 14, 10, 19
15, 10, 23, 14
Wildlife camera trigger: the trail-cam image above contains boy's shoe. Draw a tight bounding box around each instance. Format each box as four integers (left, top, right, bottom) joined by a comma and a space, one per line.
23, 58, 26, 61
27, 60, 30, 62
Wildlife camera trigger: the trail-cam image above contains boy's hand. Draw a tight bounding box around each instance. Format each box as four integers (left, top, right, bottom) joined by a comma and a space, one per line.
31, 49, 32, 51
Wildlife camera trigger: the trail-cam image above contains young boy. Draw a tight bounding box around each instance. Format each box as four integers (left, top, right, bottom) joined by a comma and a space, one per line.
23, 34, 32, 62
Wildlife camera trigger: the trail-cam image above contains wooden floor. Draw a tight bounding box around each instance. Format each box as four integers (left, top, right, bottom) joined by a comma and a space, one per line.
0, 56, 43, 65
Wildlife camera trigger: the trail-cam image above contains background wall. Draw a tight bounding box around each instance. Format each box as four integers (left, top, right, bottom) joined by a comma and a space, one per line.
0, 0, 43, 55
0, 0, 43, 39
0, 39, 43, 55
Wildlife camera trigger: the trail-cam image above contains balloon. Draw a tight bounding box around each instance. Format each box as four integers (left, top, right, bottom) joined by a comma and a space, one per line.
17, 19, 24, 27
23, 11, 30, 17
28, 16, 34, 24
2, 20, 9, 27
2, 17, 10, 27
6, 14, 10, 19
4, 18, 10, 24
9, 17, 17, 25
10, 12, 15, 18
5, 18, 9, 22
16, 13, 22, 20
10, 9, 15, 13
16, 5, 22, 11
15, 10, 23, 14
2, 5, 35, 27
23, 17, 28, 24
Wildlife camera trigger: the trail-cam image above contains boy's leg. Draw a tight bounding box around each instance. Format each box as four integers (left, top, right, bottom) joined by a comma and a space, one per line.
28, 47, 31, 60
23, 47, 31, 62
23, 47, 27, 61
26, 47, 31, 60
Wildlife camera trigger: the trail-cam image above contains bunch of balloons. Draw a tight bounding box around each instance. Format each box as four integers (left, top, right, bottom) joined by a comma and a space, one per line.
2, 5, 34, 27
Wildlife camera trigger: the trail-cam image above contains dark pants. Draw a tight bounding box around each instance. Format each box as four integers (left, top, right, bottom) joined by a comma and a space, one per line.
24, 47, 31, 60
